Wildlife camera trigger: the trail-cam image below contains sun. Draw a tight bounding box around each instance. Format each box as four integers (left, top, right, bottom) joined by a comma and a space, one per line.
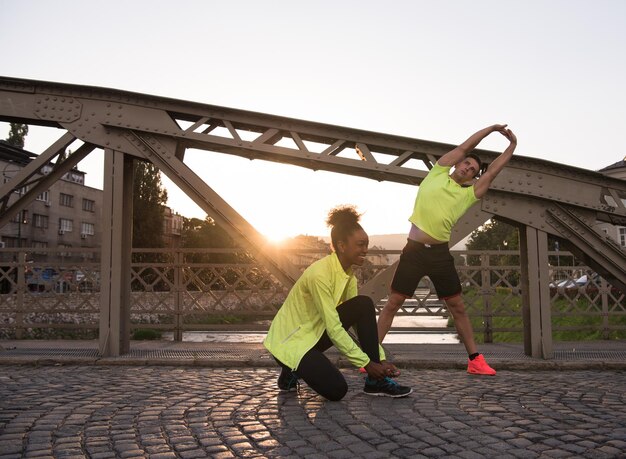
259, 224, 295, 245
264, 232, 289, 245
253, 213, 323, 246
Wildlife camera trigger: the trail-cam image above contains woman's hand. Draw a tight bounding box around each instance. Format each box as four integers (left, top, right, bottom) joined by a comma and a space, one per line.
381, 361, 400, 377
364, 361, 388, 380
365, 361, 400, 380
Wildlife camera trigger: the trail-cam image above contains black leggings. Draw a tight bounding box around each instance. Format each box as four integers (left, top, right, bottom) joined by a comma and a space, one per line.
276, 295, 381, 401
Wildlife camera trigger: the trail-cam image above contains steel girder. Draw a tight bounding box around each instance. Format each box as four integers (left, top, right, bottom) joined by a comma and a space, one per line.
1, 76, 625, 295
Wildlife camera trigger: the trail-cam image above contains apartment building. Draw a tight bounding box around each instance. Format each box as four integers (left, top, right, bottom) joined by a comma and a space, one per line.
1, 141, 183, 260
163, 206, 184, 248
0, 141, 101, 263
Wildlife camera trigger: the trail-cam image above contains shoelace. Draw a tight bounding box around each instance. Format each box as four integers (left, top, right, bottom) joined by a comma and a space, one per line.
288, 374, 299, 390
367, 377, 398, 387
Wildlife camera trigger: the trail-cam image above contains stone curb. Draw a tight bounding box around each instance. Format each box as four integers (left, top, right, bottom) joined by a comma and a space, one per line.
2, 355, 626, 370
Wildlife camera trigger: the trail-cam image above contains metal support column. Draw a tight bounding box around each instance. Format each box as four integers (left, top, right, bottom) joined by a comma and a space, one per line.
15, 251, 25, 339
520, 226, 553, 359
174, 250, 183, 342
480, 253, 493, 343
99, 150, 134, 357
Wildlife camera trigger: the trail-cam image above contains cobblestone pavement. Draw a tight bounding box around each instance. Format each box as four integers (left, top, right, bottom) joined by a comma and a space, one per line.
0, 366, 625, 459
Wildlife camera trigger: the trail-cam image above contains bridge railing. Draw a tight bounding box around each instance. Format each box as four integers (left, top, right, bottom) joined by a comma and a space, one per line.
0, 248, 624, 341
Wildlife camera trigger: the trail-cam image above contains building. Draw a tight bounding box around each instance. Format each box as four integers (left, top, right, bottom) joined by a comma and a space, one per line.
162, 206, 183, 248
0, 141, 101, 262
283, 235, 330, 267
367, 245, 390, 267
596, 158, 626, 248
1, 140, 186, 260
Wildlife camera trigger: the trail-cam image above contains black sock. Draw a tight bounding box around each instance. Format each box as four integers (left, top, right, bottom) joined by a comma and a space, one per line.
469, 353, 480, 360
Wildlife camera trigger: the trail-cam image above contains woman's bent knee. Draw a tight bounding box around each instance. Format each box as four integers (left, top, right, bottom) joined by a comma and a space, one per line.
354, 295, 375, 308
323, 380, 348, 401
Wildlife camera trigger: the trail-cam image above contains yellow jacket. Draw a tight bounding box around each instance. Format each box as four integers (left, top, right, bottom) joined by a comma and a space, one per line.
263, 252, 386, 370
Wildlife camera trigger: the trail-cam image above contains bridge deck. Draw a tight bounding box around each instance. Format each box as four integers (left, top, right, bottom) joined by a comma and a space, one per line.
2, 338, 625, 370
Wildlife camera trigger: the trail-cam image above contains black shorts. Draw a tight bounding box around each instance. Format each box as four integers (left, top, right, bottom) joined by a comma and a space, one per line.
390, 239, 462, 299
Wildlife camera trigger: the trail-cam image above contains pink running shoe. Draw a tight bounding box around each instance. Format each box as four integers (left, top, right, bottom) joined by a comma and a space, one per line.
358, 367, 367, 374
467, 354, 496, 375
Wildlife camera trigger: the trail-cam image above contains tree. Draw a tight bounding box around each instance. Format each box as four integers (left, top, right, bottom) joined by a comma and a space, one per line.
132, 160, 168, 248
466, 219, 519, 252
182, 216, 235, 252
466, 219, 563, 286
182, 216, 251, 290
467, 218, 561, 261
6, 123, 28, 148
466, 219, 520, 287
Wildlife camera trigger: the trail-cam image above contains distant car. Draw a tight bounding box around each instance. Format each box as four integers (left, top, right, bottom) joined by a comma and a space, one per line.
550, 273, 622, 297
549, 278, 579, 291
577, 273, 622, 296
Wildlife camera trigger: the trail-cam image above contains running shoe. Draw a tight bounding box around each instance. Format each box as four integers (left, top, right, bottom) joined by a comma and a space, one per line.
277, 367, 299, 391
467, 354, 496, 375
363, 377, 412, 398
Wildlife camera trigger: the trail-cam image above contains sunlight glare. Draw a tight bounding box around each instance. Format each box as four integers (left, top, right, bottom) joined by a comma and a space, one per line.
264, 231, 289, 245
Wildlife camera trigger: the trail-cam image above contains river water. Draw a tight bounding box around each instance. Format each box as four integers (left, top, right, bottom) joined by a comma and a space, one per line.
162, 316, 459, 344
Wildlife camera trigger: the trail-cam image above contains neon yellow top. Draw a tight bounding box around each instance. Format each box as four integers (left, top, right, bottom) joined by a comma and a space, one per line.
263, 252, 386, 370
409, 163, 480, 242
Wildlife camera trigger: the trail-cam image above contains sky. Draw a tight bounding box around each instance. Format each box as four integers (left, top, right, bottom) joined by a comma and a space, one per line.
1, 0, 625, 242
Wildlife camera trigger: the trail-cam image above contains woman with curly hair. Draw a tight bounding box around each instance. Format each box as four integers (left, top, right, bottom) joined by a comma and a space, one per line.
264, 205, 412, 400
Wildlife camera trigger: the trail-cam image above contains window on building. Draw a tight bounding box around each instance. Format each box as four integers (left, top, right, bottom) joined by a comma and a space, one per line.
82, 198, 95, 212
11, 210, 28, 224
33, 214, 49, 229
4, 178, 29, 196
620, 227, 626, 247
2, 237, 24, 248
36, 191, 50, 203
59, 218, 73, 233
32, 241, 48, 254
6, 180, 29, 195
81, 222, 95, 236
60, 193, 74, 207
59, 244, 72, 258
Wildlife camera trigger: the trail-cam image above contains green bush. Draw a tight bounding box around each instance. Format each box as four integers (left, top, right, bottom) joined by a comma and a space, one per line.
449, 293, 626, 343
132, 328, 162, 340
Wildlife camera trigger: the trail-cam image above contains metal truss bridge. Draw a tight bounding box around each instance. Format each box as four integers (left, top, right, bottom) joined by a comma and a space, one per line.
1, 76, 624, 358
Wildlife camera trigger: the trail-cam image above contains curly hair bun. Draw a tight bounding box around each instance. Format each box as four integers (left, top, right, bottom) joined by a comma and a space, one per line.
326, 205, 361, 228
